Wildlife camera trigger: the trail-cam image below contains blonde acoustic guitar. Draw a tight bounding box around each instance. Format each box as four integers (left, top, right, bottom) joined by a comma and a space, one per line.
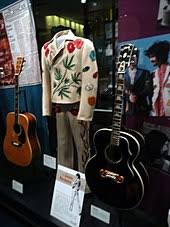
3, 57, 41, 167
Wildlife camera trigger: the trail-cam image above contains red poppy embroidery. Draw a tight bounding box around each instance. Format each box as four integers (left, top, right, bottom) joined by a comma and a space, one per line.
93, 72, 98, 78
67, 42, 75, 53
45, 48, 49, 57
44, 42, 49, 50
88, 96, 96, 106
74, 39, 84, 49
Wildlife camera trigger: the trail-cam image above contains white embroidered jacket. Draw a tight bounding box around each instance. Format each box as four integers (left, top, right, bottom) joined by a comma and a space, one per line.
41, 30, 98, 121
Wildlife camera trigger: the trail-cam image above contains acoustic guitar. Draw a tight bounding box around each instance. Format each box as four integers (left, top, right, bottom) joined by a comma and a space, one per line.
3, 57, 41, 167
85, 44, 149, 209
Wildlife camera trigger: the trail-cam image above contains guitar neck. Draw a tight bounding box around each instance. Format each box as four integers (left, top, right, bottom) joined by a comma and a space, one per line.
111, 71, 125, 146
110, 44, 137, 146
13, 56, 24, 125
14, 74, 19, 125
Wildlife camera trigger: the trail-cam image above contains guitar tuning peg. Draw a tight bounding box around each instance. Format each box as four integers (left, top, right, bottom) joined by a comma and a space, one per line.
123, 52, 127, 58
133, 48, 138, 54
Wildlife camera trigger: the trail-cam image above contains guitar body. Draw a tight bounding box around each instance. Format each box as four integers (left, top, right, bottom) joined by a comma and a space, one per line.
85, 128, 146, 209
123, 127, 149, 187
3, 112, 41, 167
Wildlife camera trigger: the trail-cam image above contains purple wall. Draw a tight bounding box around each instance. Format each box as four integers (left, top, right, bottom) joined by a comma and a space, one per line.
118, 0, 170, 42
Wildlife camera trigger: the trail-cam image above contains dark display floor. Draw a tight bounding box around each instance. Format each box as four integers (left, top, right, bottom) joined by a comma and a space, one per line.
0, 206, 31, 227
0, 155, 169, 227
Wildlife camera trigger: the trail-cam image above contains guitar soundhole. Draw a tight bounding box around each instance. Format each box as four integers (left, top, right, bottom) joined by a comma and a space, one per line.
13, 124, 26, 144
13, 124, 22, 135
105, 144, 122, 164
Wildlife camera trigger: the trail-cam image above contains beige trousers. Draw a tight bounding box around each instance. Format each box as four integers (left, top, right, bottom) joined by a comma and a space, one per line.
56, 111, 90, 172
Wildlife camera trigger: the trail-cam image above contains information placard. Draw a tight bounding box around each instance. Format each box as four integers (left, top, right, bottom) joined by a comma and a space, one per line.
50, 165, 86, 227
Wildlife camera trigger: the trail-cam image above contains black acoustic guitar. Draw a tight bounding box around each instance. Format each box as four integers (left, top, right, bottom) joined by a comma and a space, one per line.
85, 44, 148, 209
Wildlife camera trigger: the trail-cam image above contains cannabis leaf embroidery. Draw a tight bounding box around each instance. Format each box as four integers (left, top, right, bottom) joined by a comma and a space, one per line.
71, 72, 81, 85
77, 87, 81, 96
52, 55, 82, 99
64, 78, 70, 84
63, 55, 76, 70
58, 86, 71, 99
55, 68, 62, 80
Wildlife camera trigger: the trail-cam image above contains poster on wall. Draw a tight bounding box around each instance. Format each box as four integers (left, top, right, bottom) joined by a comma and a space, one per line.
50, 165, 86, 227
118, 0, 170, 42
0, 0, 41, 88
0, 12, 14, 86
157, 0, 170, 28
120, 33, 170, 118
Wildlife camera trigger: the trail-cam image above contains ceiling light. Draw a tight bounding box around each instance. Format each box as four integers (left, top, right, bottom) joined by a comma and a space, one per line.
81, 0, 86, 3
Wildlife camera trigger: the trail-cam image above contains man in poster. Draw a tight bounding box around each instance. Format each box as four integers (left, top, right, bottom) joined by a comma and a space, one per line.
124, 49, 153, 116
145, 40, 170, 116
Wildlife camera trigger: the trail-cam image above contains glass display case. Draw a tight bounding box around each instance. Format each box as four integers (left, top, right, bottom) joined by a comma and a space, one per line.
0, 0, 169, 227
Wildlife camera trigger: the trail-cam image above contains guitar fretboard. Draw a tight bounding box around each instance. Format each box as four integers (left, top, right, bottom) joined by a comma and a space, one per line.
13, 57, 24, 125
111, 72, 124, 146
110, 44, 136, 146
14, 74, 19, 125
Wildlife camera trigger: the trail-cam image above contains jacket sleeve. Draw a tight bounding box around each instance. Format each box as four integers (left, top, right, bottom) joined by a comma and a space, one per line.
77, 39, 98, 121
41, 45, 52, 116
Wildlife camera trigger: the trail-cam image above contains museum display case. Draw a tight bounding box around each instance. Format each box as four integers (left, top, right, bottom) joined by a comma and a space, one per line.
0, 0, 169, 227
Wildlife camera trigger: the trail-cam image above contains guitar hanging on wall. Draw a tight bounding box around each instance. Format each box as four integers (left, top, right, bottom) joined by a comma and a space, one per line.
85, 44, 148, 210
3, 57, 41, 167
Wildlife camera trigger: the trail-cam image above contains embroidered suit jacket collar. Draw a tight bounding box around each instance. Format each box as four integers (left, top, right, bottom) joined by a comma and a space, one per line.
47, 30, 76, 64
55, 30, 76, 47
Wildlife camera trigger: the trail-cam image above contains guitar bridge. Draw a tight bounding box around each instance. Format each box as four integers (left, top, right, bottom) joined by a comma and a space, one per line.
99, 168, 124, 184
12, 141, 22, 147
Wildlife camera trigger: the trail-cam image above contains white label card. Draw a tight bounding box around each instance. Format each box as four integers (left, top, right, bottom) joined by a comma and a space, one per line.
12, 180, 23, 194
43, 154, 56, 169
50, 165, 86, 227
90, 204, 110, 224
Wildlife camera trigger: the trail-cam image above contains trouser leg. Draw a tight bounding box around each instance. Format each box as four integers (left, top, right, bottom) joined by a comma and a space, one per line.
56, 112, 74, 169
68, 112, 90, 173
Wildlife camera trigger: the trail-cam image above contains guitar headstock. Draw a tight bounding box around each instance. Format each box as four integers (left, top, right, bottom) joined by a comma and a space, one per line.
116, 44, 138, 74
15, 57, 24, 76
